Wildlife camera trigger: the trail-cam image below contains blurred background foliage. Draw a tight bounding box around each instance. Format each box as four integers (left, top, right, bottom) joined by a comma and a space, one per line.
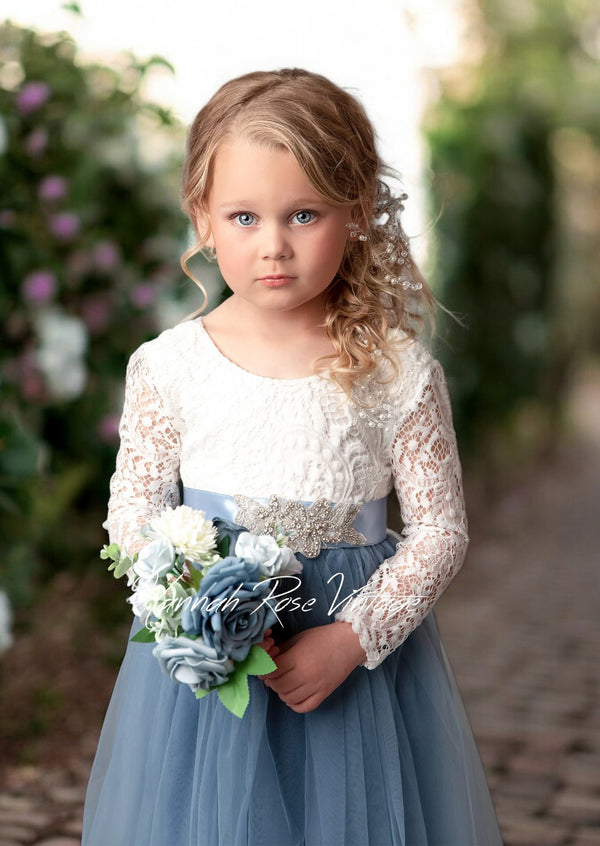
0, 21, 196, 612
425, 0, 600, 479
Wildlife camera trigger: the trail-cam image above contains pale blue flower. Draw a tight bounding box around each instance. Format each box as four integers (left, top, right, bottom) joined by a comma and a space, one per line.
153, 636, 233, 691
133, 537, 175, 581
235, 532, 302, 577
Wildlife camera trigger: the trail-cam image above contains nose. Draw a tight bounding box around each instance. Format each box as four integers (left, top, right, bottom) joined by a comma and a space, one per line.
260, 222, 291, 261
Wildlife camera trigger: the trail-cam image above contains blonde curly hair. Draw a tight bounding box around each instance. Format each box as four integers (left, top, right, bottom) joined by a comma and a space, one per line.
181, 68, 435, 396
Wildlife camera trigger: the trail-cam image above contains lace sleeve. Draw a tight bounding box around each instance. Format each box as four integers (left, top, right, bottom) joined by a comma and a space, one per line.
104, 346, 181, 554
335, 360, 469, 669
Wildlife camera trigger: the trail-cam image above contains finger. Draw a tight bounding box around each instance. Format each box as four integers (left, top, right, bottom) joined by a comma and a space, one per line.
274, 633, 301, 653
271, 677, 305, 698
258, 664, 288, 681
260, 651, 295, 678
290, 694, 321, 714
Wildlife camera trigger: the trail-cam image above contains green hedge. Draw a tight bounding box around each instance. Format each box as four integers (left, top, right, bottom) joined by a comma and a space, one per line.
425, 0, 600, 470
0, 23, 191, 607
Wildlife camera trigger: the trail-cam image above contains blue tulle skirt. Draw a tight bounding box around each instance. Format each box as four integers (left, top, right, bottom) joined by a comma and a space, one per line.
83, 526, 503, 845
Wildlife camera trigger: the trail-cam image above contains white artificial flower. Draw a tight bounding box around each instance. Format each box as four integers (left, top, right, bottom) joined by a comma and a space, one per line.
148, 505, 218, 563
129, 579, 164, 621
235, 532, 302, 577
0, 591, 13, 654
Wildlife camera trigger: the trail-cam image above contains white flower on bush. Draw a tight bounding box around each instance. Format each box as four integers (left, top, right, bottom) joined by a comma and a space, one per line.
0, 591, 13, 654
133, 536, 175, 582
147, 506, 218, 563
35, 309, 88, 399
234, 532, 302, 577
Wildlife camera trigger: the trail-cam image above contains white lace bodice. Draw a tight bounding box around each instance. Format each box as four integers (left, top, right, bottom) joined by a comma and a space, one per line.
105, 318, 468, 669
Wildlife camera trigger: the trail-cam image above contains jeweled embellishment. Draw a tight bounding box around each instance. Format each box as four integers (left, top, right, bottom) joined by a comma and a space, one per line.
233, 495, 367, 559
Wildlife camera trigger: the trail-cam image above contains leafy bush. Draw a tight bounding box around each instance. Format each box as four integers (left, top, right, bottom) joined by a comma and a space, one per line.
0, 23, 192, 607
425, 0, 600, 470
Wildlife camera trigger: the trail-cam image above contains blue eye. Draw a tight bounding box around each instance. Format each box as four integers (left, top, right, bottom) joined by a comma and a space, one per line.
234, 212, 256, 226
292, 210, 315, 225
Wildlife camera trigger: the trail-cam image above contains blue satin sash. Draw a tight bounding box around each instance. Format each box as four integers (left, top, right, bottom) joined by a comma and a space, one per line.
182, 487, 387, 548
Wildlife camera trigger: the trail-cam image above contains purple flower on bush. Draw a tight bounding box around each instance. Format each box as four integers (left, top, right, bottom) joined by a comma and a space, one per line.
17, 82, 50, 115
98, 414, 120, 443
153, 636, 234, 691
48, 212, 80, 241
93, 240, 120, 271
80, 295, 111, 333
24, 128, 48, 157
131, 283, 157, 309
39, 176, 68, 202
23, 270, 56, 304
182, 556, 277, 662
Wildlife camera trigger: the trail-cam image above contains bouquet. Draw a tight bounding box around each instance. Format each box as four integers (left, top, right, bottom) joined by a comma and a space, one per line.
101, 505, 302, 717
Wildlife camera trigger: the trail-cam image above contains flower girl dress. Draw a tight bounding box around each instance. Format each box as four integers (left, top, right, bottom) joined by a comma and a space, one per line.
82, 318, 503, 846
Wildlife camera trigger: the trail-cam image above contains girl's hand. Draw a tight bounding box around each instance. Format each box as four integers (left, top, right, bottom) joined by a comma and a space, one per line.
259, 621, 366, 713
257, 628, 280, 660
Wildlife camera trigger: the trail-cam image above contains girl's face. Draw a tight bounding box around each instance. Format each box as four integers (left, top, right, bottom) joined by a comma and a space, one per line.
202, 137, 351, 320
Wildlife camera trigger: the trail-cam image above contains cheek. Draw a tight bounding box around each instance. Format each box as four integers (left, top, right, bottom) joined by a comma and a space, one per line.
213, 230, 245, 270
315, 229, 348, 270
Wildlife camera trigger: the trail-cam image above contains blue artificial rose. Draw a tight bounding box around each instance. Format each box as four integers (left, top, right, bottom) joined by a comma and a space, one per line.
181, 556, 276, 662
153, 635, 234, 691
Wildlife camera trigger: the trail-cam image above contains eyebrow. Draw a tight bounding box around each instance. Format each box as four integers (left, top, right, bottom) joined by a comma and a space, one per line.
218, 198, 329, 211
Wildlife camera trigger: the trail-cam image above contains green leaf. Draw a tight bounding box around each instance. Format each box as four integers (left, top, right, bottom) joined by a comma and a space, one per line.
146, 55, 176, 74
61, 1, 83, 14
195, 687, 210, 700
188, 566, 204, 592
216, 535, 230, 558
113, 556, 133, 579
100, 542, 121, 562
243, 645, 277, 676
215, 646, 277, 718
217, 667, 251, 718
131, 626, 156, 643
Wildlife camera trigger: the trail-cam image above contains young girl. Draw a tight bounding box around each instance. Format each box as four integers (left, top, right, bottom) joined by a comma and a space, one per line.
83, 68, 503, 845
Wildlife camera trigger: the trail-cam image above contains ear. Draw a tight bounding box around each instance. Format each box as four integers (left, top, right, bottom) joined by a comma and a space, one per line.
191, 205, 213, 246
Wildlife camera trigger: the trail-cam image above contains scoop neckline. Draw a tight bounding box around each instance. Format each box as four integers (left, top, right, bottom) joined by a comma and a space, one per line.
193, 317, 329, 386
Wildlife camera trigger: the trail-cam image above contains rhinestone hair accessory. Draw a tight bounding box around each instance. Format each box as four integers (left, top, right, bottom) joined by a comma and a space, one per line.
233, 494, 367, 559
346, 222, 369, 242
373, 182, 423, 292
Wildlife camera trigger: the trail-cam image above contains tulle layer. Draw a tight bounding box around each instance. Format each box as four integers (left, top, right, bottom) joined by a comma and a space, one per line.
83, 531, 502, 846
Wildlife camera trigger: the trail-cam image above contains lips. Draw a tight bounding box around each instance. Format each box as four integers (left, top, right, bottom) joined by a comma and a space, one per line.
257, 275, 295, 288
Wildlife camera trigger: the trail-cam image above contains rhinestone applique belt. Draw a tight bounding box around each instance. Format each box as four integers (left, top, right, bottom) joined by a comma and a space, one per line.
182, 487, 388, 559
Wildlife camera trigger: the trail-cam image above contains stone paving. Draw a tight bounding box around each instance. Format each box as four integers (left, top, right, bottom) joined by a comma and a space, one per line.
436, 429, 600, 846
1, 378, 599, 845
